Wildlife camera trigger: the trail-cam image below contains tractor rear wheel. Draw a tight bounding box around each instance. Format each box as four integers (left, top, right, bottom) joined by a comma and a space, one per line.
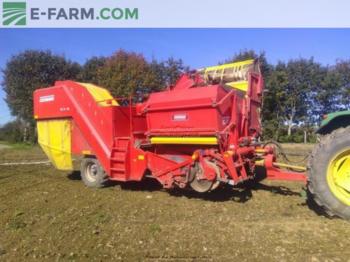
80, 157, 109, 188
308, 127, 350, 219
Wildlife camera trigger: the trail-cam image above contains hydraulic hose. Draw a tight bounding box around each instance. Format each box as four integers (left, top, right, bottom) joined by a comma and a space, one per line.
262, 140, 310, 164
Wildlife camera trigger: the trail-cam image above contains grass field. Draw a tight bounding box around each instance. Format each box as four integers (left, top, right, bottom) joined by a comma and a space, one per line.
0, 144, 350, 261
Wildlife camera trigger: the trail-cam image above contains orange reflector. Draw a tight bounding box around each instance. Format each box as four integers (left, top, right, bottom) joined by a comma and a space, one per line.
82, 150, 92, 155
192, 153, 198, 160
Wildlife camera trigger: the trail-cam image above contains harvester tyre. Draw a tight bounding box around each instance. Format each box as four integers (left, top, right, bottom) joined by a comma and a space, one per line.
189, 159, 220, 193
308, 127, 350, 219
80, 158, 109, 188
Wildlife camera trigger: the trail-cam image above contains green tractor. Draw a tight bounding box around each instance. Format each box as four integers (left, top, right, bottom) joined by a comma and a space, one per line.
308, 110, 350, 219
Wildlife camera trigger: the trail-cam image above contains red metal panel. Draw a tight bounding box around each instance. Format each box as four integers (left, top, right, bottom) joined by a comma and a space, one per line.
144, 84, 232, 136
71, 122, 92, 155
33, 86, 73, 119
34, 81, 115, 173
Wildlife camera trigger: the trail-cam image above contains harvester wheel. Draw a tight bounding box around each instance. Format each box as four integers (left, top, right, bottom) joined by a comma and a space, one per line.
80, 157, 109, 188
308, 127, 350, 219
189, 160, 220, 193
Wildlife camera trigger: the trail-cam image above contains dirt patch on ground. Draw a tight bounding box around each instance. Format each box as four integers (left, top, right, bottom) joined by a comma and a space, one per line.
0, 144, 10, 150
0, 145, 349, 261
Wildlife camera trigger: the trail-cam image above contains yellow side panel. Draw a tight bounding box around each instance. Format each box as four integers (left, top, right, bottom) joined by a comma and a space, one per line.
79, 83, 119, 107
37, 119, 73, 170
226, 80, 248, 92
150, 137, 218, 145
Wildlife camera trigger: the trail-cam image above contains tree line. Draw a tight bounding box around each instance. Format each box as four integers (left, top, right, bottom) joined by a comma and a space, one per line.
1, 49, 350, 143
0, 49, 187, 142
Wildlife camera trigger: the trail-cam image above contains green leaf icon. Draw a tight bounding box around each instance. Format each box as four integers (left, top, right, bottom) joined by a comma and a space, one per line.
3, 2, 26, 26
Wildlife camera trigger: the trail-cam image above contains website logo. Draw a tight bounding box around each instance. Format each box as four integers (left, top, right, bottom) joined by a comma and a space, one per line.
2, 2, 26, 26
1, 1, 139, 27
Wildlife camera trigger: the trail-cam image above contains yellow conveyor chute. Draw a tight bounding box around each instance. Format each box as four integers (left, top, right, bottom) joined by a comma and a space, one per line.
198, 59, 257, 92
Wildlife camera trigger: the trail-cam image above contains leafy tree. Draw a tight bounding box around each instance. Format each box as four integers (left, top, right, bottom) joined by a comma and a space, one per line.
148, 59, 167, 91
312, 66, 342, 119
2, 50, 81, 141
148, 57, 188, 89
96, 50, 188, 100
163, 57, 189, 86
283, 58, 324, 135
0, 119, 27, 143
79, 56, 106, 84
261, 58, 325, 138
334, 60, 350, 108
223, 51, 330, 141
96, 50, 158, 98
262, 68, 287, 139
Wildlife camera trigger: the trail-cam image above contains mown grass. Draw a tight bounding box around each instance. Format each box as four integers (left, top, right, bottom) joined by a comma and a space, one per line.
0, 141, 35, 150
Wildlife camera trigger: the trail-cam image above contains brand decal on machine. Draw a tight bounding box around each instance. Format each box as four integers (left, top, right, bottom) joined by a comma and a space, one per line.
222, 116, 231, 125
39, 95, 55, 103
172, 113, 188, 121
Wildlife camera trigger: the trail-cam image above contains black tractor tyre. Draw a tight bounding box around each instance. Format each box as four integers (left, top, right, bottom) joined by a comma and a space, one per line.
308, 127, 350, 219
80, 157, 109, 188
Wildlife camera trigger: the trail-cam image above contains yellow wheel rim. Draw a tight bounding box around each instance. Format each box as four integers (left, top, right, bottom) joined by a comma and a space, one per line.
327, 149, 350, 206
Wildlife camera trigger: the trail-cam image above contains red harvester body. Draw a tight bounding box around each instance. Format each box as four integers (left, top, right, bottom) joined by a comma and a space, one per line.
33, 59, 306, 192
